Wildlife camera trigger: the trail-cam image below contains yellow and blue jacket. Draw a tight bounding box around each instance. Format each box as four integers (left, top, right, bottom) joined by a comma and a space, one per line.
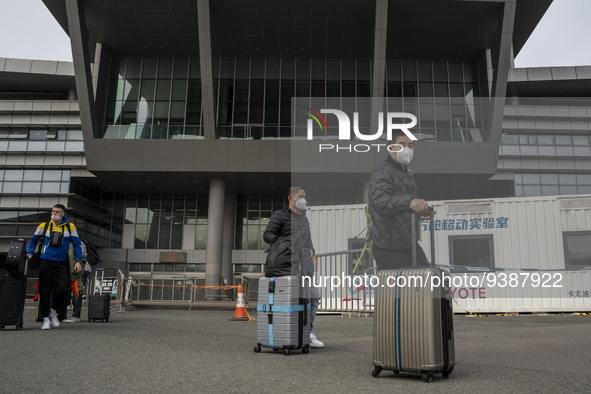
27, 217, 83, 262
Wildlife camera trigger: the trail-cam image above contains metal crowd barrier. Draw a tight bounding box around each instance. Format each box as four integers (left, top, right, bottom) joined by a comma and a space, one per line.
314, 248, 376, 313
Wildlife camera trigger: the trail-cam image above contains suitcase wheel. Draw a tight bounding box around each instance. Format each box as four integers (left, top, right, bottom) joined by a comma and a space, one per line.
0, 326, 4, 331
283, 349, 291, 356
422, 372, 434, 383
442, 367, 453, 379
302, 345, 309, 354
253, 345, 261, 353
371, 367, 382, 378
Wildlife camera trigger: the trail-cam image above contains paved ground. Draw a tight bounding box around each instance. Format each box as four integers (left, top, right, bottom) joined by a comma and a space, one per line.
1, 301, 590, 393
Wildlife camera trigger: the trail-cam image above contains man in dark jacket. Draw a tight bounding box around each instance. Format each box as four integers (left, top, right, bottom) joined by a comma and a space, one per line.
368, 130, 430, 270
263, 186, 324, 348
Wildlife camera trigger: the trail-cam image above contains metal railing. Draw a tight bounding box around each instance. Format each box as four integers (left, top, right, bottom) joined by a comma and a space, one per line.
314, 248, 376, 313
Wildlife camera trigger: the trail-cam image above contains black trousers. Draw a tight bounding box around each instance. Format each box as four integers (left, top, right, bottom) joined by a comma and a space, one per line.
39, 259, 69, 318
372, 244, 429, 271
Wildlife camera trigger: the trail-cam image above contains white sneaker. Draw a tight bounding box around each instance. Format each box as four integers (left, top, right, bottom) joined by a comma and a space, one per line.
63, 317, 80, 323
49, 309, 60, 328
309, 333, 324, 349
41, 318, 51, 330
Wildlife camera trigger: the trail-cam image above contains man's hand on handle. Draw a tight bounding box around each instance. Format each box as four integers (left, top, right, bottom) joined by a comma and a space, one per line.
410, 198, 430, 217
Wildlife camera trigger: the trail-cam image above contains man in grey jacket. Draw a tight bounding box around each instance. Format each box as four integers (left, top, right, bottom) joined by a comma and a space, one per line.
368, 130, 430, 270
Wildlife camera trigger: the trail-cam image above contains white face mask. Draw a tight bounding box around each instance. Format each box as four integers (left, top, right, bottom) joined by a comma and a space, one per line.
51, 214, 62, 222
395, 147, 414, 165
295, 198, 307, 211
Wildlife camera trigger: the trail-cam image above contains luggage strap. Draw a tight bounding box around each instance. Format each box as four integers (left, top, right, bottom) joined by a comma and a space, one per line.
257, 304, 309, 313
394, 268, 404, 372
268, 278, 275, 348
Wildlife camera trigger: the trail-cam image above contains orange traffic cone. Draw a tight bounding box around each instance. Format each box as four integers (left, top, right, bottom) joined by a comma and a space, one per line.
229, 284, 253, 321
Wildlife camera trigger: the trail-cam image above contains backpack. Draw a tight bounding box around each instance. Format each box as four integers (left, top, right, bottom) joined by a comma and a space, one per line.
83, 239, 101, 266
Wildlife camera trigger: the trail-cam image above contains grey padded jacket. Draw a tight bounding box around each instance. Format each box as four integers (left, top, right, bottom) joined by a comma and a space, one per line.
368, 155, 420, 251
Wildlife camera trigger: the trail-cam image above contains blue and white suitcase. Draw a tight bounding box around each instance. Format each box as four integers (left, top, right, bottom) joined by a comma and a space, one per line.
254, 276, 311, 355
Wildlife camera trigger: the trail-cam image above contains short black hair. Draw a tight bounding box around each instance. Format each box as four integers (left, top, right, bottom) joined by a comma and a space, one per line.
52, 204, 66, 213
288, 186, 303, 197
390, 129, 410, 144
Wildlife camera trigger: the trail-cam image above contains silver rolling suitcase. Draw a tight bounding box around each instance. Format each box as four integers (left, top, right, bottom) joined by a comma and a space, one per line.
372, 209, 455, 382
254, 276, 311, 355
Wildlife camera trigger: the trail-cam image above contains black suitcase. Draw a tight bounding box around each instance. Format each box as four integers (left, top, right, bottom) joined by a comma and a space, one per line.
0, 243, 28, 330
88, 295, 110, 322
88, 270, 110, 322
6, 238, 27, 275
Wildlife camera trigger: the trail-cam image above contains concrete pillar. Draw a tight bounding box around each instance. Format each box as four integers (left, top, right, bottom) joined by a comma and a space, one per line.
205, 178, 225, 299
489, 0, 517, 145
221, 194, 236, 289
197, 0, 216, 139
362, 180, 370, 204
370, 0, 389, 142
65, 0, 97, 142
372, 0, 388, 98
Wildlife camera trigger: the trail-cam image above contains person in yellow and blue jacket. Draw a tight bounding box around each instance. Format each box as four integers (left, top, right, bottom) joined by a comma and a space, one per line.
26, 204, 83, 330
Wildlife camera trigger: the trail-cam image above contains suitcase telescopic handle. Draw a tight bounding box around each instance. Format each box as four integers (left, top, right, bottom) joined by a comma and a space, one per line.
410, 207, 435, 267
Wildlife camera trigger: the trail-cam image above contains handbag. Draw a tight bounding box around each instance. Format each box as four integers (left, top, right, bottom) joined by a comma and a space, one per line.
31, 222, 49, 261
264, 237, 293, 277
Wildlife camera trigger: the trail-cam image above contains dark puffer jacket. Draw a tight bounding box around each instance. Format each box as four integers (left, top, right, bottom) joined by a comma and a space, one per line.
368, 155, 419, 251
263, 207, 315, 276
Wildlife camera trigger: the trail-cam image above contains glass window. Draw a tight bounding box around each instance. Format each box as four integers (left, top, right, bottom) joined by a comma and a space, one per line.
556, 146, 574, 156
555, 135, 572, 145
520, 146, 538, 155
501, 146, 519, 155
4, 170, 23, 181
560, 186, 577, 195
522, 174, 541, 184
563, 231, 591, 267
9, 141, 27, 150
523, 186, 542, 196
574, 147, 591, 156
537, 135, 554, 145
538, 146, 556, 156
43, 170, 63, 181
576, 174, 591, 184
41, 183, 61, 193
449, 235, 495, 268
234, 264, 262, 273
573, 135, 589, 145
541, 186, 560, 196
501, 134, 519, 144
541, 174, 559, 185
21, 182, 42, 193
0, 211, 19, 222
2, 182, 22, 193
23, 170, 43, 181
559, 174, 576, 185
29, 130, 48, 140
